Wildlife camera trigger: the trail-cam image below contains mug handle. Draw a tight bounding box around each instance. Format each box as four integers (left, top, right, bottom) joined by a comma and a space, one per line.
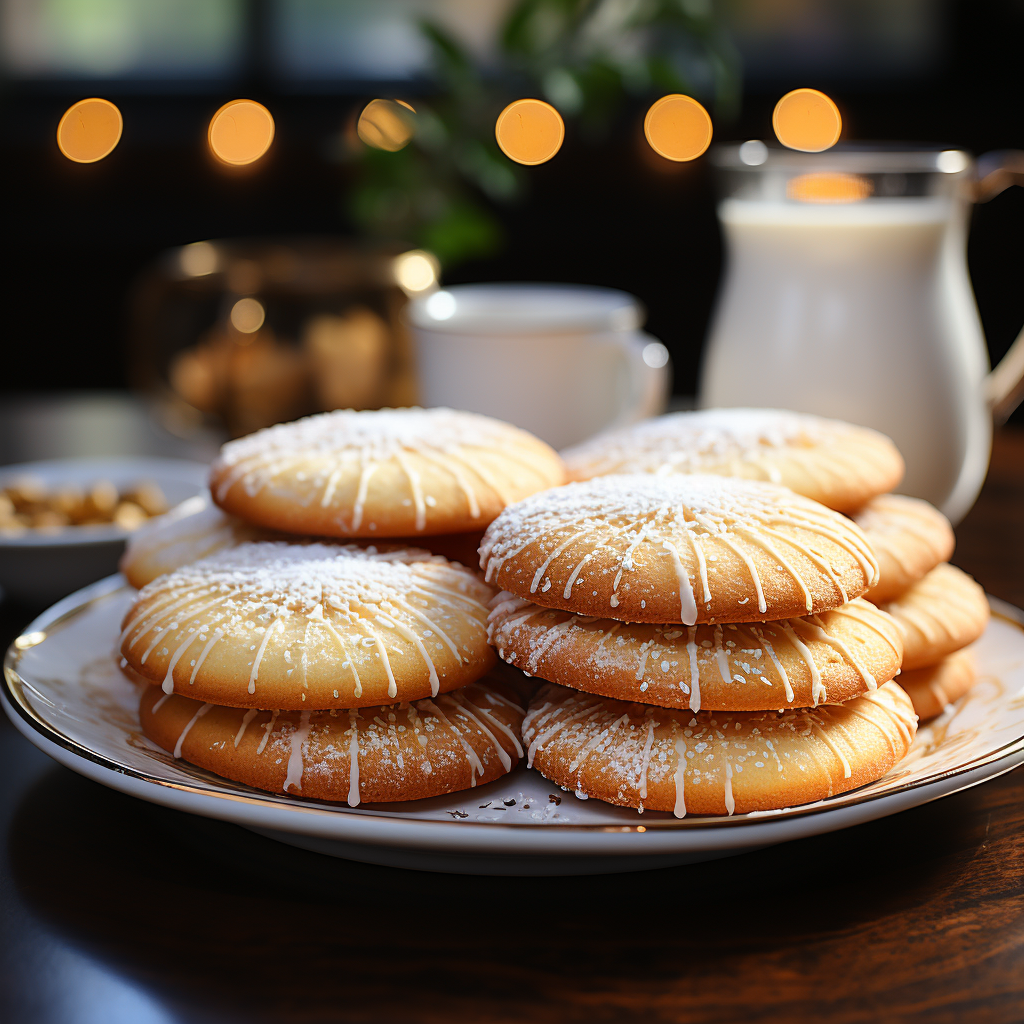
606, 331, 672, 432
972, 151, 1024, 423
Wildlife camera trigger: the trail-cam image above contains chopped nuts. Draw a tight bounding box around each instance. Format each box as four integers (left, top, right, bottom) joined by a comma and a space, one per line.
0, 479, 170, 534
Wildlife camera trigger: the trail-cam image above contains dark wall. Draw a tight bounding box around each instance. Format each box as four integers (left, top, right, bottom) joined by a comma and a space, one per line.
2, 0, 1023, 418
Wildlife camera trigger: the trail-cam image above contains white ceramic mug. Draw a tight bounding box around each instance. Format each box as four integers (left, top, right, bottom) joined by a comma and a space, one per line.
407, 284, 671, 450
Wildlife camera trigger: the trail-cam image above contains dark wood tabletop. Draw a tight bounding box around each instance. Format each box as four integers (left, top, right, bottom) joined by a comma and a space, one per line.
2, 430, 1023, 1024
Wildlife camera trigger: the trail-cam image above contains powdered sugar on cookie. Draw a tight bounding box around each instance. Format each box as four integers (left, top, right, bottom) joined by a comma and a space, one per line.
121, 540, 496, 706
480, 474, 878, 625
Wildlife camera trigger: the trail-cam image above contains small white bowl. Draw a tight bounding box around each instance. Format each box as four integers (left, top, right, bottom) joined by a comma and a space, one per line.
0, 457, 208, 606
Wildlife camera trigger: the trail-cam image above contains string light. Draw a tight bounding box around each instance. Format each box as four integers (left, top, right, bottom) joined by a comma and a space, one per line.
230, 297, 265, 333
56, 98, 122, 163
393, 250, 439, 294
357, 99, 416, 152
495, 99, 564, 165
209, 99, 275, 166
644, 95, 713, 162
773, 89, 842, 153
179, 241, 219, 277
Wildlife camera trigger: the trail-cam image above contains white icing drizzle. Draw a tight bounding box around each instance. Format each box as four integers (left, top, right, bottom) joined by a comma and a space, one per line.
684, 528, 712, 605
414, 447, 482, 518
567, 712, 628, 775
284, 711, 312, 792
421, 698, 485, 784
686, 626, 701, 712
491, 591, 899, 713
256, 710, 279, 754
562, 408, 898, 504
524, 682, 915, 816
440, 693, 511, 771
319, 468, 343, 509
461, 693, 525, 758
800, 616, 876, 689
639, 716, 657, 801
525, 696, 602, 767
138, 593, 216, 662
659, 538, 698, 624
528, 615, 580, 675
163, 633, 197, 690
151, 591, 232, 682
737, 526, 815, 611
211, 407, 561, 535
673, 735, 687, 818
812, 724, 853, 778
393, 449, 426, 531
247, 614, 280, 695
833, 601, 903, 657
715, 532, 768, 614
234, 707, 258, 747
480, 474, 878, 623
757, 632, 795, 703
121, 588, 209, 649
188, 629, 224, 689
347, 708, 361, 806
779, 622, 824, 706
562, 552, 593, 600
380, 606, 441, 696
531, 529, 591, 594
350, 453, 377, 531
712, 624, 731, 685
122, 541, 493, 704
174, 702, 211, 758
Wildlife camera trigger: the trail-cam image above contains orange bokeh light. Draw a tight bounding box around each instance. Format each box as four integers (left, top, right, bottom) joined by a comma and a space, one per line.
787, 172, 873, 204
208, 99, 275, 166
644, 94, 713, 162
495, 99, 564, 166
772, 89, 842, 153
357, 98, 416, 152
56, 98, 122, 163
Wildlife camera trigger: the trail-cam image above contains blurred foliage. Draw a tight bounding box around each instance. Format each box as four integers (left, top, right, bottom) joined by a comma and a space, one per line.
346, 0, 740, 268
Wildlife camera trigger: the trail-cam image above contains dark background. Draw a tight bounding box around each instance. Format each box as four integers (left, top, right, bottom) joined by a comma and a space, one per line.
2, 0, 1024, 412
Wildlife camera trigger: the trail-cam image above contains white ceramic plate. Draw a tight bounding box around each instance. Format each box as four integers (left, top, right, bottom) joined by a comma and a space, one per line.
5, 576, 1024, 875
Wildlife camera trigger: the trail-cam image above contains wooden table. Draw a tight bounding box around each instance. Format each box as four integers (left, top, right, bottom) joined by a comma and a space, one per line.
2, 431, 1023, 1024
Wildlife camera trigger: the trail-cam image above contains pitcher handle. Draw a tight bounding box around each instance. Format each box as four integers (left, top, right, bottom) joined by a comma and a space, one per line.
973, 150, 1024, 422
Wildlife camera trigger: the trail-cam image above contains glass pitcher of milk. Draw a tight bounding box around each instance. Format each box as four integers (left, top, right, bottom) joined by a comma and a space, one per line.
700, 144, 1024, 522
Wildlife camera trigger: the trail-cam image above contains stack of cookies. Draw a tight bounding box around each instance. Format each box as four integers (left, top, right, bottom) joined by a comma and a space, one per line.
563, 408, 990, 720
482, 473, 917, 816
853, 498, 988, 719
118, 407, 565, 805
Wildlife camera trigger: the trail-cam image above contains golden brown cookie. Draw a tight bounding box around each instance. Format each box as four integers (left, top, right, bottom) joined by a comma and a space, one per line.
480, 474, 878, 625
120, 493, 284, 589
879, 563, 989, 670
562, 408, 904, 512
851, 494, 955, 603
121, 541, 497, 710
121, 493, 487, 589
139, 674, 525, 804
898, 648, 977, 720
209, 407, 565, 538
523, 680, 916, 816
488, 594, 902, 711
